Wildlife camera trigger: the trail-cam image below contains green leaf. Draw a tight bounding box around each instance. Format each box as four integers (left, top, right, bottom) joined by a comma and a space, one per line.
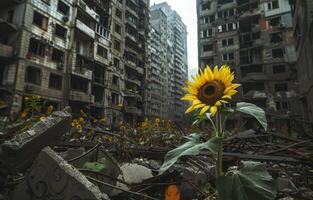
83, 158, 108, 173
236, 102, 267, 130
216, 161, 277, 200
159, 134, 220, 174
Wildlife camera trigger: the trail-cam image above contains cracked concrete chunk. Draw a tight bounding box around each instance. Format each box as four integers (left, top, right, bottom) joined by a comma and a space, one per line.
0, 110, 71, 173
12, 147, 109, 200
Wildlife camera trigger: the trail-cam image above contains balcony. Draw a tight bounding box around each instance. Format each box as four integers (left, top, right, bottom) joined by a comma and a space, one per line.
72, 67, 93, 80
125, 77, 141, 86
125, 59, 137, 70
124, 90, 142, 100
242, 72, 270, 82
0, 43, 13, 58
76, 19, 95, 39
77, 0, 100, 22
124, 106, 142, 115
0, 19, 18, 34
70, 91, 94, 103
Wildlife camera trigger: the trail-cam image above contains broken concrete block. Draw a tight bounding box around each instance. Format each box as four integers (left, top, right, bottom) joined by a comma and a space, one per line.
0, 109, 71, 173
12, 147, 109, 200
120, 163, 153, 184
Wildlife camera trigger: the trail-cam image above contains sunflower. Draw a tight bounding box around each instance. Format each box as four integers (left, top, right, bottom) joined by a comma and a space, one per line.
181, 65, 240, 116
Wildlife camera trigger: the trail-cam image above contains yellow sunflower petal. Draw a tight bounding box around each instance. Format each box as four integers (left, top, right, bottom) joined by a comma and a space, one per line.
181, 95, 197, 101
194, 103, 206, 109
199, 105, 210, 115
215, 101, 222, 106
222, 95, 232, 99
225, 90, 238, 96
192, 99, 202, 106
210, 106, 218, 116
185, 106, 196, 114
204, 66, 214, 81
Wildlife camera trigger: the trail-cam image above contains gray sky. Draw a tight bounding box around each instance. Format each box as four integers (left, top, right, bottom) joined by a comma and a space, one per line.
150, 0, 198, 80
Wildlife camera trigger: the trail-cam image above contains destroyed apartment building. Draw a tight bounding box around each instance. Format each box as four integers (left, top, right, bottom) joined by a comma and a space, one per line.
197, 0, 303, 123
0, 0, 150, 125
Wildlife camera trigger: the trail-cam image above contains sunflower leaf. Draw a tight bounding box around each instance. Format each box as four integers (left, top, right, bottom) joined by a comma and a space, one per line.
159, 135, 220, 174
236, 102, 267, 131
216, 161, 277, 200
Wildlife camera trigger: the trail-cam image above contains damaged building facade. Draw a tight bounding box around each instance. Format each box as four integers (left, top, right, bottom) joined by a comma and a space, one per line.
197, 0, 301, 117
0, 0, 149, 125
147, 3, 188, 121
289, 0, 313, 122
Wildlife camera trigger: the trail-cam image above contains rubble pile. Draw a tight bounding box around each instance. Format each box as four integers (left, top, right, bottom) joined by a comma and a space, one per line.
0, 110, 312, 200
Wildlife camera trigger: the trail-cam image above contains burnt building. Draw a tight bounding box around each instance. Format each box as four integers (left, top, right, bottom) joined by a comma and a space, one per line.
289, 0, 313, 122
0, 0, 149, 125
197, 0, 299, 117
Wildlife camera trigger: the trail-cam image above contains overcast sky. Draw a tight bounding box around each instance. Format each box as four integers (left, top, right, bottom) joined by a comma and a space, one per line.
149, 0, 198, 80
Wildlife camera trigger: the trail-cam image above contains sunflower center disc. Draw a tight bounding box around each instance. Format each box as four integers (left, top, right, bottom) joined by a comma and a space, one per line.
204, 85, 215, 96
198, 81, 225, 106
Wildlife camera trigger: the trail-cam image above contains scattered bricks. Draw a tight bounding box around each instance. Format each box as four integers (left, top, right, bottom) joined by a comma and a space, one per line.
12, 147, 109, 200
0, 109, 72, 173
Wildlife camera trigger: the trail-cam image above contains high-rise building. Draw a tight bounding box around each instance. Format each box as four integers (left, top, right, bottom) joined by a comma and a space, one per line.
148, 2, 188, 121
197, 0, 299, 117
0, 0, 149, 125
289, 0, 313, 122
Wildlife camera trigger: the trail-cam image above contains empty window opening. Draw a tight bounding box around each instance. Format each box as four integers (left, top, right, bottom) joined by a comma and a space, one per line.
97, 45, 108, 58
114, 57, 120, 68
57, 0, 70, 15
25, 66, 41, 85
49, 73, 62, 90
115, 23, 121, 34
269, 16, 281, 27
273, 65, 286, 74
200, 29, 212, 38
33, 11, 48, 30
201, 2, 211, 11
71, 77, 88, 92
240, 65, 263, 77
272, 48, 284, 58
28, 38, 46, 57
203, 44, 213, 52
222, 38, 234, 47
112, 75, 119, 85
115, 8, 122, 18
111, 92, 119, 105
243, 82, 265, 94
268, 0, 279, 10
55, 24, 67, 39
270, 32, 283, 43
52, 48, 64, 63
114, 40, 121, 51
275, 83, 288, 92
222, 53, 234, 61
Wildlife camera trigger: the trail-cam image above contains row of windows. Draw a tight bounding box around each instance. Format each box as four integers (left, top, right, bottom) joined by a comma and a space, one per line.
25, 67, 63, 90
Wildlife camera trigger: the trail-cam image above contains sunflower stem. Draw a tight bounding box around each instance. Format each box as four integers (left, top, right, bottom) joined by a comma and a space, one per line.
215, 111, 223, 178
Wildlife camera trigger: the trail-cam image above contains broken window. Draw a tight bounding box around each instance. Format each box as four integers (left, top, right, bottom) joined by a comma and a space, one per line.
33, 11, 48, 30
55, 24, 67, 39
49, 73, 62, 90
71, 77, 88, 92
201, 2, 210, 11
275, 83, 288, 92
112, 75, 119, 85
7, 10, 14, 23
115, 23, 121, 34
272, 48, 284, 58
200, 17, 209, 25
114, 40, 121, 51
57, 0, 70, 15
25, 66, 41, 85
269, 16, 281, 27
52, 48, 64, 63
268, 0, 279, 10
97, 45, 108, 58
203, 44, 213, 52
273, 65, 286, 74
28, 38, 46, 57
115, 8, 122, 19
209, 15, 215, 23
270, 32, 283, 43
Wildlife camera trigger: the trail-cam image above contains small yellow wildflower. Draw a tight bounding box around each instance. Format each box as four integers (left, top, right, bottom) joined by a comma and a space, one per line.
47, 105, 54, 113
21, 112, 28, 118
